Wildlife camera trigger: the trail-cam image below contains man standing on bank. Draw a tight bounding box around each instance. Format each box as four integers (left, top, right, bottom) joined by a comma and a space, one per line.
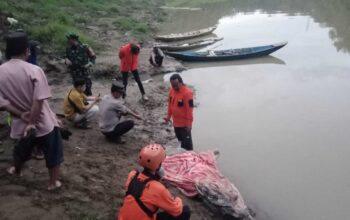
0, 32, 64, 190
164, 74, 194, 151
119, 42, 148, 100
65, 32, 96, 96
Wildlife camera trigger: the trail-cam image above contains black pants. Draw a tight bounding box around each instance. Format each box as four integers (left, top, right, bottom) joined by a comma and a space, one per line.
156, 205, 191, 220
84, 77, 92, 96
149, 56, 164, 67
121, 70, 145, 97
102, 120, 134, 140
174, 127, 193, 151
71, 69, 92, 96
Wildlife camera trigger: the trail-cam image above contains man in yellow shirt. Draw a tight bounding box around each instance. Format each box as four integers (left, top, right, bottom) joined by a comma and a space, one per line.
63, 78, 100, 129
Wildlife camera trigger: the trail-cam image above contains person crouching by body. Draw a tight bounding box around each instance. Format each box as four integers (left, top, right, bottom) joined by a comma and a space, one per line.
99, 81, 142, 144
63, 78, 100, 129
118, 144, 191, 220
149, 47, 164, 67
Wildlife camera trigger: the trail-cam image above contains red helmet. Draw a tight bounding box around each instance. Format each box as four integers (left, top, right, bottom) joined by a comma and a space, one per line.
138, 144, 166, 171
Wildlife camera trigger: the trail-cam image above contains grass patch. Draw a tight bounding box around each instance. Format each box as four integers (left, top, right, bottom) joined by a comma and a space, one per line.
28, 23, 93, 52
113, 17, 150, 34
0, 0, 165, 53
165, 0, 228, 7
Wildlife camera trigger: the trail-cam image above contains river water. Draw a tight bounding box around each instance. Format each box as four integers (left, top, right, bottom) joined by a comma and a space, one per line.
160, 1, 350, 220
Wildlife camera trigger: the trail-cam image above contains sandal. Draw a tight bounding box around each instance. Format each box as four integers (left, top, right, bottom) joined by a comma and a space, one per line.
48, 180, 62, 191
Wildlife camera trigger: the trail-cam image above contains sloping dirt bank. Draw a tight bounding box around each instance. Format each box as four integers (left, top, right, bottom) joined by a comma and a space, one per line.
0, 46, 236, 219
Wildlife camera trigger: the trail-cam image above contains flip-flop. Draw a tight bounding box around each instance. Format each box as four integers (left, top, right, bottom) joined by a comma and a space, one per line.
32, 153, 45, 160
48, 180, 62, 191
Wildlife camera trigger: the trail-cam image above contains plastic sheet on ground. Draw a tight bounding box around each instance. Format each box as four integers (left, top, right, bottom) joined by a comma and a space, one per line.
162, 149, 254, 219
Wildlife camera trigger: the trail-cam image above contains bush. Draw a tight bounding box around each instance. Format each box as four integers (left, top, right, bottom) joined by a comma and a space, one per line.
0, 0, 163, 53
28, 22, 93, 51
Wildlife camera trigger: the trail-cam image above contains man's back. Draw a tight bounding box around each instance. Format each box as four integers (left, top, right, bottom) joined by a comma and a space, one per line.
119, 43, 139, 72
0, 59, 56, 138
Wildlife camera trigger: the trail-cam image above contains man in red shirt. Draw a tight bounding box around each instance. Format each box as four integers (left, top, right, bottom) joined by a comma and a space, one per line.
118, 144, 191, 220
119, 42, 148, 100
164, 74, 194, 150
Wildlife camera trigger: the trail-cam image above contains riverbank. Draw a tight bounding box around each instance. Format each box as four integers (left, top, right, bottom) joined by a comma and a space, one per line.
0, 50, 232, 220
0, 1, 236, 219
0, 0, 250, 217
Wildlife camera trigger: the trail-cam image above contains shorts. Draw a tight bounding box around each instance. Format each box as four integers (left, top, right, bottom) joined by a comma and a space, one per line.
13, 127, 64, 168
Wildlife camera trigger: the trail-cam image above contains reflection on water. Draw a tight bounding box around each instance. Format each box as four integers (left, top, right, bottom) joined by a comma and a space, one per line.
183, 55, 286, 69
161, 1, 350, 220
161, 0, 350, 54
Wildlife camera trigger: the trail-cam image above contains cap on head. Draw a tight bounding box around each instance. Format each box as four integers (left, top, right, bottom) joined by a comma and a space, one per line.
111, 81, 125, 94
138, 144, 166, 171
66, 32, 79, 40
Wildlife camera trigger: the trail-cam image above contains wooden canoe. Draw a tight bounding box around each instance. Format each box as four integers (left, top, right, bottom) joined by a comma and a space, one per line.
164, 42, 288, 62
155, 37, 223, 51
154, 25, 217, 42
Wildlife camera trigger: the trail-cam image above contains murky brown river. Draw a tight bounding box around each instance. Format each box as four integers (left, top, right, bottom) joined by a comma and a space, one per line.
161, 1, 350, 219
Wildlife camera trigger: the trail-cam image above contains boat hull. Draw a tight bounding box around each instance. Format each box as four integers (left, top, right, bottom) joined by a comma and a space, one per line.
157, 38, 223, 51
164, 42, 288, 62
155, 25, 217, 42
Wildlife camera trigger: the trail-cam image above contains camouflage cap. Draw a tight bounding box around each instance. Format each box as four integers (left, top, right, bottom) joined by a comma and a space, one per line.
66, 32, 79, 40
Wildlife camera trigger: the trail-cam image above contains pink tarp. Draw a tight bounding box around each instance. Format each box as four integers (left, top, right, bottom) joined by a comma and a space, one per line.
163, 150, 253, 219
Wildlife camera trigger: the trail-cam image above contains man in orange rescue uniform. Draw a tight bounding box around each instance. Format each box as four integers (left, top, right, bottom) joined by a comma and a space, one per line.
118, 144, 191, 220
164, 74, 194, 150
118, 42, 148, 100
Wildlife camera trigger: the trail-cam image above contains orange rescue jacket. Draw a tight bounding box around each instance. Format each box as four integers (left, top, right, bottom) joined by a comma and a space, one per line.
118, 170, 183, 220
119, 43, 139, 72
166, 85, 194, 127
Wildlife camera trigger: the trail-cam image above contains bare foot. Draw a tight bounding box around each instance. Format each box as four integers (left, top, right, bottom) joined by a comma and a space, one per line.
48, 180, 62, 191
6, 166, 22, 176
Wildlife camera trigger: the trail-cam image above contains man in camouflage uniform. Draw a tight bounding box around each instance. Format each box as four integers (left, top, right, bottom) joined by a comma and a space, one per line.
65, 32, 96, 96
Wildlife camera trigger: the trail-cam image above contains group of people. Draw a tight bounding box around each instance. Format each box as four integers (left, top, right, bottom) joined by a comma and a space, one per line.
0, 31, 192, 219
64, 33, 164, 100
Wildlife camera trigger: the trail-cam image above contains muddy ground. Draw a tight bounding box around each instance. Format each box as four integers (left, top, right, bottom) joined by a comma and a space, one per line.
0, 35, 236, 219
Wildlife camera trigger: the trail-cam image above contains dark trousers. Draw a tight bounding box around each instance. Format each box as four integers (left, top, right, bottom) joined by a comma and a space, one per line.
84, 77, 92, 96
174, 127, 193, 151
102, 120, 134, 140
13, 127, 64, 169
156, 205, 191, 220
71, 69, 92, 96
121, 70, 145, 97
149, 56, 164, 67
